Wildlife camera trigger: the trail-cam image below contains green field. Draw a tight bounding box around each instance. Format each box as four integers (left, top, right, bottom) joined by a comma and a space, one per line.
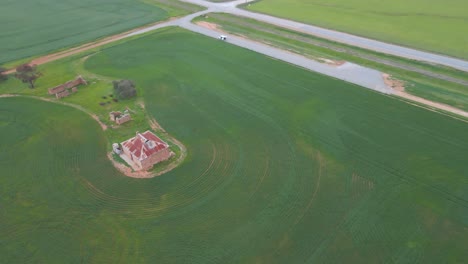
194, 13, 468, 111
246, 0, 468, 59
1, 28, 467, 262
0, 0, 202, 65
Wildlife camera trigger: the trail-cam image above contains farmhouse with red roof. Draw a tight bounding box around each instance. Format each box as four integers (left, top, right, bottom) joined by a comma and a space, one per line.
121, 130, 173, 170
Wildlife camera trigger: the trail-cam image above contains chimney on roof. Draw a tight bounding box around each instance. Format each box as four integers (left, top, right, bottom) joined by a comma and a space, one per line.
145, 139, 156, 149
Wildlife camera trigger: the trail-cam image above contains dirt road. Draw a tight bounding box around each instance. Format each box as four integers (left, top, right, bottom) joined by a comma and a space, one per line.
4, 0, 467, 118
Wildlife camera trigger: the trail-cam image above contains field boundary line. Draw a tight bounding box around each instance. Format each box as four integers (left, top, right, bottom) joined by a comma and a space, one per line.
0, 94, 187, 179
3, 17, 180, 74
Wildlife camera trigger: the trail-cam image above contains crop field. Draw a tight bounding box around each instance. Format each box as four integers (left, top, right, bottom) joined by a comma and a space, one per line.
1, 28, 467, 262
194, 13, 468, 111
246, 0, 468, 59
0, 0, 202, 65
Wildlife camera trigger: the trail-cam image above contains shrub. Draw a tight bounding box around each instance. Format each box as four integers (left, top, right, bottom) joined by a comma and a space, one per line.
15, 64, 42, 88
0, 67, 8, 82
113, 79, 136, 100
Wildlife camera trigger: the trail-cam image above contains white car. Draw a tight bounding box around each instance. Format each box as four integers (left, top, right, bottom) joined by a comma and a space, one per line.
218, 35, 227, 41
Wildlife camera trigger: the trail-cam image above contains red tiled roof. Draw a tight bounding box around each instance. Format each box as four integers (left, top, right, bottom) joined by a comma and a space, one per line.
121, 131, 169, 160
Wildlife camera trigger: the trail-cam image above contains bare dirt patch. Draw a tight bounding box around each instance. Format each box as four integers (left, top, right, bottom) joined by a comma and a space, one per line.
320, 58, 346, 67
383, 73, 405, 92
383, 74, 468, 119
195, 21, 220, 31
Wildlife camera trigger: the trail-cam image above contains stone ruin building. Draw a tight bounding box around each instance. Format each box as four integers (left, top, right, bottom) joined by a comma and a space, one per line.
109, 110, 131, 125
48, 75, 87, 99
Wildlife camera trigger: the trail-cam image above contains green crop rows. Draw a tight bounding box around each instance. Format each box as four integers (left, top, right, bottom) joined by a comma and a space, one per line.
246, 0, 468, 59
1, 28, 467, 262
0, 0, 201, 65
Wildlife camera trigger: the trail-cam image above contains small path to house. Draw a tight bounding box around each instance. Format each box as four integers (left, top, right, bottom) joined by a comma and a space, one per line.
0, 94, 188, 178
0, 94, 108, 130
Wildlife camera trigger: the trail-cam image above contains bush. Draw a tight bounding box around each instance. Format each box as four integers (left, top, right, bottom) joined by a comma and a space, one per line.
15, 64, 42, 88
0, 67, 8, 82
113, 79, 136, 99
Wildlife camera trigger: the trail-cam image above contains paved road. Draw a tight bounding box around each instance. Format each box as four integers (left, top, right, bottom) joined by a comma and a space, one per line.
127, 6, 392, 94
180, 0, 468, 72
6, 0, 466, 115
180, 22, 391, 93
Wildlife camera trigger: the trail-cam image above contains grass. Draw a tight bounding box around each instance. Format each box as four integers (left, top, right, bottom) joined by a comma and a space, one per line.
1, 27, 467, 262
0, 0, 204, 65
194, 13, 468, 111
245, 0, 468, 59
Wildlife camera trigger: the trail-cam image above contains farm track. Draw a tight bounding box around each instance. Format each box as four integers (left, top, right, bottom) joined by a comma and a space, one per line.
0, 94, 188, 179
4, 18, 180, 75
4, 0, 467, 119
1, 31, 468, 261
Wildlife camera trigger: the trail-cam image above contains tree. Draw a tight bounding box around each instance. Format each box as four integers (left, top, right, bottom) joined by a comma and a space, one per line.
113, 79, 137, 99
0, 67, 7, 82
15, 64, 42, 88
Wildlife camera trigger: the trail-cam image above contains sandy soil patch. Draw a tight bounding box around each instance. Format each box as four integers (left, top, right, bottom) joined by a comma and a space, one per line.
195, 21, 220, 31
383, 74, 468, 119
382, 73, 405, 92
320, 58, 346, 67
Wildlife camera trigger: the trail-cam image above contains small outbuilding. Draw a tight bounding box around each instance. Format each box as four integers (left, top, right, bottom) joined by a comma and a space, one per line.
109, 111, 131, 125
112, 143, 122, 154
